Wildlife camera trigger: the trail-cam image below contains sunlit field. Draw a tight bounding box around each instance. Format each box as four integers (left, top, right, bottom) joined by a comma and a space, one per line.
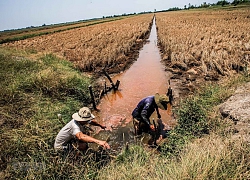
3, 14, 153, 73
156, 8, 250, 80
0, 17, 124, 44
1, 6, 250, 179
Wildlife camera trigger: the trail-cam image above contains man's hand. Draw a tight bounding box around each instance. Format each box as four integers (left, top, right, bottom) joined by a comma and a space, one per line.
96, 140, 110, 149
150, 125, 155, 131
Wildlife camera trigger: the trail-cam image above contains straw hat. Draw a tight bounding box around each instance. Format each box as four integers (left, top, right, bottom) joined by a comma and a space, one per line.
154, 93, 169, 110
72, 107, 95, 121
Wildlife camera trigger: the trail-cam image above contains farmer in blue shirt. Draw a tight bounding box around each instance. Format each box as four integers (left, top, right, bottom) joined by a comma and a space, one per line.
132, 93, 169, 136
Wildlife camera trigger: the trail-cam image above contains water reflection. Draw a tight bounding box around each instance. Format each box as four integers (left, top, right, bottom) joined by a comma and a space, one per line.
92, 17, 174, 148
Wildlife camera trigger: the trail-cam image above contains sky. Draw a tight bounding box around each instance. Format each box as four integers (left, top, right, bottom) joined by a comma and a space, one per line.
0, 0, 221, 31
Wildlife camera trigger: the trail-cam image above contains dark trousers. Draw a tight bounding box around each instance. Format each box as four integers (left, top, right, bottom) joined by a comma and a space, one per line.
133, 118, 149, 135
133, 118, 170, 138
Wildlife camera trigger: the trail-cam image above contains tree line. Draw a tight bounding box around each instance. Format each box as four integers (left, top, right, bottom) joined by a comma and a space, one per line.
159, 0, 250, 12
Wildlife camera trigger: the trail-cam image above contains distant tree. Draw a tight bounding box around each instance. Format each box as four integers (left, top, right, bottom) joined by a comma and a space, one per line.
190, 5, 196, 9
216, 0, 230, 6
232, 0, 250, 6
187, 3, 197, 9
200, 2, 210, 8
232, 0, 239, 5
167, 7, 182, 11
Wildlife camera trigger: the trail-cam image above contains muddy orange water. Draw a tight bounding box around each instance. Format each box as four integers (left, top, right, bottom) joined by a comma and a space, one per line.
91, 18, 175, 150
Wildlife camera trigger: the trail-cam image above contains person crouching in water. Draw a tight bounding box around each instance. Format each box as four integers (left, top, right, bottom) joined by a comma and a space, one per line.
132, 93, 169, 142
54, 107, 110, 155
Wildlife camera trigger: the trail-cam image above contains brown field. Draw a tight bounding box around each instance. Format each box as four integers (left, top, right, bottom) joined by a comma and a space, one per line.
156, 8, 250, 87
2, 14, 154, 74
2, 7, 250, 89
1, 7, 250, 179
0, 17, 124, 43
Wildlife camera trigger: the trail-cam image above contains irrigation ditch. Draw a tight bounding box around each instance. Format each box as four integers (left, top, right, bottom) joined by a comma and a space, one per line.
84, 17, 178, 151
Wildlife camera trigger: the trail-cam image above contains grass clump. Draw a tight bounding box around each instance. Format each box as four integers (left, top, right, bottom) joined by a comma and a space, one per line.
20, 54, 91, 101
97, 134, 250, 180
0, 48, 98, 179
97, 145, 154, 180
97, 75, 250, 180
160, 83, 229, 156
161, 73, 250, 156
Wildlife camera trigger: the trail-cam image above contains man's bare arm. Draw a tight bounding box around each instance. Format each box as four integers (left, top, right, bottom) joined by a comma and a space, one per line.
75, 132, 110, 149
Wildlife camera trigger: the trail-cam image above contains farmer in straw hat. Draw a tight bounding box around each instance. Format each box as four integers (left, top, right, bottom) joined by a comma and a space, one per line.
132, 93, 169, 138
54, 107, 110, 154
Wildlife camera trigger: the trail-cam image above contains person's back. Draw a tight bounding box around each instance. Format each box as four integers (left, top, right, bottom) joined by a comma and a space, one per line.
54, 119, 83, 151
132, 95, 156, 121
132, 93, 169, 136
54, 107, 110, 154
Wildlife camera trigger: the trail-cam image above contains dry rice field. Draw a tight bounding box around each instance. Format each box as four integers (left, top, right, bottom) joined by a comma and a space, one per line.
156, 8, 250, 82
2, 8, 250, 82
2, 14, 153, 73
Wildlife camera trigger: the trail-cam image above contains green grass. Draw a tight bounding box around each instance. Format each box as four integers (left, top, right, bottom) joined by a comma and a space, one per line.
0, 47, 249, 179
97, 134, 250, 180
161, 74, 250, 155
0, 48, 99, 179
97, 75, 250, 180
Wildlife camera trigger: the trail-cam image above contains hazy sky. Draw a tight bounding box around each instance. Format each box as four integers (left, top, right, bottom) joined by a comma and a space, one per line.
0, 0, 220, 31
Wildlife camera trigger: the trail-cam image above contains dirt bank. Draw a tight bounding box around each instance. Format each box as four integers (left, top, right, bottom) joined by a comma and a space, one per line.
219, 82, 250, 144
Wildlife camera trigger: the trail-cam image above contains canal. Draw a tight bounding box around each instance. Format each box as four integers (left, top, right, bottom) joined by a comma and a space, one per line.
91, 17, 175, 150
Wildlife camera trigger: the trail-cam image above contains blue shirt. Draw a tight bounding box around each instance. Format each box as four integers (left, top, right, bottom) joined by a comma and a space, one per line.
132, 96, 157, 126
